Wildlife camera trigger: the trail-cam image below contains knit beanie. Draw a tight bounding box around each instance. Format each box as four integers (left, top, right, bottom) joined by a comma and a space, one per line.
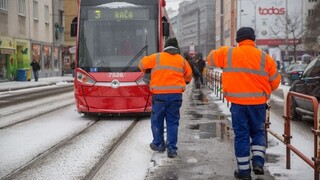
165, 37, 179, 48
236, 27, 256, 43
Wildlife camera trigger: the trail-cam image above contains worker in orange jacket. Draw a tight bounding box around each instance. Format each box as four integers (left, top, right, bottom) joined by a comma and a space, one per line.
139, 37, 192, 158
207, 27, 280, 180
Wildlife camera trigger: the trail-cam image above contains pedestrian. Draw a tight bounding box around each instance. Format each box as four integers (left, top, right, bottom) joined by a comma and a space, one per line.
70, 61, 75, 77
206, 27, 281, 180
195, 53, 206, 86
139, 37, 193, 158
30, 59, 40, 81
184, 52, 201, 89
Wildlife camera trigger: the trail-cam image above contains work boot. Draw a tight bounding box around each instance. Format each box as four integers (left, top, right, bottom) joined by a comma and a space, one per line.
149, 143, 165, 152
253, 165, 264, 175
167, 151, 177, 158
234, 170, 252, 180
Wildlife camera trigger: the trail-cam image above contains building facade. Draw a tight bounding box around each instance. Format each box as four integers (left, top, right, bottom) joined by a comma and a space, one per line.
62, 0, 78, 74
216, 0, 237, 48
52, 0, 64, 76
0, 0, 65, 81
169, 0, 215, 57
216, 0, 319, 66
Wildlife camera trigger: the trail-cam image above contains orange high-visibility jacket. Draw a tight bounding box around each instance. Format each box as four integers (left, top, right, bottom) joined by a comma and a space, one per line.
207, 40, 281, 105
139, 52, 193, 94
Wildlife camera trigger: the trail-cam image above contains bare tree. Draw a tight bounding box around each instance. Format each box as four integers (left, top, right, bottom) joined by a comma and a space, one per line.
304, 2, 320, 55
270, 13, 305, 63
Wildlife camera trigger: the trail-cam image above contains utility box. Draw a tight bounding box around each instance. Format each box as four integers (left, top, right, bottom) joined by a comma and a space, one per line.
17, 69, 27, 81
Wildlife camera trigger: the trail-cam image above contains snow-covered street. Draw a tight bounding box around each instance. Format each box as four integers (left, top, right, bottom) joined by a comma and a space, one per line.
0, 79, 317, 180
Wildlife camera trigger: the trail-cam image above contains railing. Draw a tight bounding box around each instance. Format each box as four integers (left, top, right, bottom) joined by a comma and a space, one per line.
283, 92, 319, 180
205, 68, 227, 105
205, 68, 320, 180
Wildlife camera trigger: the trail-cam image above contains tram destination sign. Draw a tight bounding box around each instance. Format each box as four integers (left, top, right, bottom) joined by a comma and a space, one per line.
88, 8, 149, 20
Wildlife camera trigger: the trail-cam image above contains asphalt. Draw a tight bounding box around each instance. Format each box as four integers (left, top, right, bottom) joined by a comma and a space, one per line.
0, 76, 276, 180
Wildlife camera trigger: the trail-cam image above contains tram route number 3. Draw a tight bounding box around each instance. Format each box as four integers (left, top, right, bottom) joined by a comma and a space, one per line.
108, 72, 124, 78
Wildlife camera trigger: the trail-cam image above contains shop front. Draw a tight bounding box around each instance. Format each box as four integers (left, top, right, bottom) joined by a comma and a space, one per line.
0, 36, 16, 81
15, 39, 31, 81
62, 46, 75, 75
32, 42, 62, 78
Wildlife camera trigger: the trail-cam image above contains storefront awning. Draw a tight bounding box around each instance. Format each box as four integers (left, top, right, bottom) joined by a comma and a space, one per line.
0, 48, 15, 54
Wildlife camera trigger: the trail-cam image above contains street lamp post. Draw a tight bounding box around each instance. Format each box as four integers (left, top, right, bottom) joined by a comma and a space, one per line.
284, 0, 289, 63
253, 1, 257, 34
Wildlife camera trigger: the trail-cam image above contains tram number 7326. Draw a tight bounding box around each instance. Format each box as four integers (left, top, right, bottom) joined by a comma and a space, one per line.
108, 73, 124, 78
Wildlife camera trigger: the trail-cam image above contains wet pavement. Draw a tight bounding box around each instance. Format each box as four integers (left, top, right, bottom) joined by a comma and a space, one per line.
145, 83, 275, 180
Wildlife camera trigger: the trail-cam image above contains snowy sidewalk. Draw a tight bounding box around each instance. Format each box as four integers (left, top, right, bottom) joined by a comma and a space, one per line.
0, 76, 74, 92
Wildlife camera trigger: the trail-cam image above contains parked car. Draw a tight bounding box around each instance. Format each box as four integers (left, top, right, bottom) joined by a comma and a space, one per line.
289, 56, 320, 120
280, 63, 307, 86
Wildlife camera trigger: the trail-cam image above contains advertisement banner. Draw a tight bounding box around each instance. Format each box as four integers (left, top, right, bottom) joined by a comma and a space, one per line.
43, 45, 52, 70
268, 47, 281, 69
32, 43, 41, 67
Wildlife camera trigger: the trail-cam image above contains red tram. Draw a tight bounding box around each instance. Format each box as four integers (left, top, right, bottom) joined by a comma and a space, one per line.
71, 0, 172, 115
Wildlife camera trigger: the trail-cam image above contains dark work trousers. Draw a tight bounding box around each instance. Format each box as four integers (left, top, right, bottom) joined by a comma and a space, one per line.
150, 93, 182, 153
230, 103, 267, 176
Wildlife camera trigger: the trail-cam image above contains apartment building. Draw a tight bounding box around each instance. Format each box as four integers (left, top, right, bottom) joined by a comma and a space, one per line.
0, 0, 65, 81
170, 0, 215, 57
215, 0, 236, 48
216, 0, 319, 65
61, 0, 77, 74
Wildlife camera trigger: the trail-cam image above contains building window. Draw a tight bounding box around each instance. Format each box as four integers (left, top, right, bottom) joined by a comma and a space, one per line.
33, 1, 38, 19
44, 5, 49, 23
18, 0, 26, 16
308, 9, 314, 16
59, 10, 64, 27
0, 0, 8, 11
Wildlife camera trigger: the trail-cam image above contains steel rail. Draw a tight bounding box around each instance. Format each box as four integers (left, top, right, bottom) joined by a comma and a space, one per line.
84, 118, 139, 180
1, 119, 98, 180
0, 85, 74, 108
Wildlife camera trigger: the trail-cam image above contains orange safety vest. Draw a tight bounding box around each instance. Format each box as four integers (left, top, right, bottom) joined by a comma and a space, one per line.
139, 52, 193, 94
207, 40, 281, 105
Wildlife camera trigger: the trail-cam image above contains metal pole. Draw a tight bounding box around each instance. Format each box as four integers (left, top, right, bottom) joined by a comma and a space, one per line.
254, 3, 256, 33
285, 0, 289, 64
239, 0, 242, 27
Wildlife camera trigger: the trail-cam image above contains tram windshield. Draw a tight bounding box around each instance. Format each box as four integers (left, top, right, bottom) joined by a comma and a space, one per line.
78, 2, 158, 72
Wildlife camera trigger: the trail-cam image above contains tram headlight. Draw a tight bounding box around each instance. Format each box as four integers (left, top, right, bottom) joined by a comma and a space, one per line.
76, 72, 95, 85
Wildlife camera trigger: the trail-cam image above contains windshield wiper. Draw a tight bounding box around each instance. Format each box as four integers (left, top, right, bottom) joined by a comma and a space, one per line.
121, 45, 148, 72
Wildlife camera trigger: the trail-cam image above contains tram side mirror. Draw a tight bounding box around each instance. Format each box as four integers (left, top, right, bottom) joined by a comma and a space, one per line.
71, 22, 77, 37
163, 21, 169, 37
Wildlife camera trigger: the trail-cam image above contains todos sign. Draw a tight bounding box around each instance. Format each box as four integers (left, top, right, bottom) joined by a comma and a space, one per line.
258, 7, 285, 15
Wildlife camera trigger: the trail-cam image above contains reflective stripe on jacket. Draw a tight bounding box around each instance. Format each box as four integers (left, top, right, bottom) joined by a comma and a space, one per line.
206, 40, 281, 105
139, 51, 193, 94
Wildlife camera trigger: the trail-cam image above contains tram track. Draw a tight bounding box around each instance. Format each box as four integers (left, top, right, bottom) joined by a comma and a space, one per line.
0, 97, 74, 130
0, 85, 75, 130
0, 85, 74, 108
1, 119, 98, 180
85, 118, 139, 180
0, 82, 147, 179
1, 116, 141, 180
